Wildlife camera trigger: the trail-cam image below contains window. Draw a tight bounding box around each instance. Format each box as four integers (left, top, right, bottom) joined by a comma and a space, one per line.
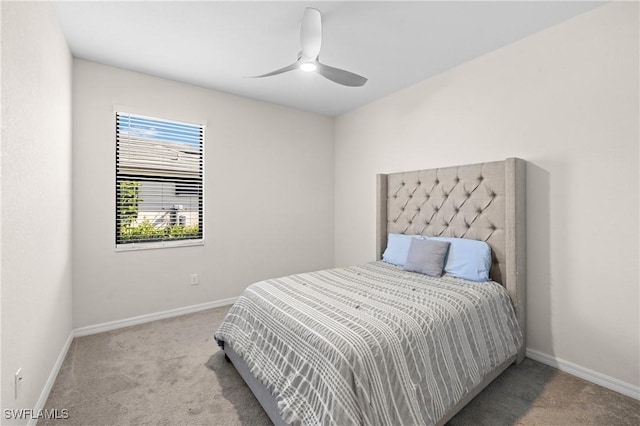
116, 112, 204, 248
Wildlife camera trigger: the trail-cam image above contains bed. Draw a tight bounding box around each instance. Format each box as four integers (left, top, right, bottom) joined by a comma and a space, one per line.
214, 158, 526, 426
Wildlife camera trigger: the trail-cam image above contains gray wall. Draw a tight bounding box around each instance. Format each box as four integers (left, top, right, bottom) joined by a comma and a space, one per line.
1, 1, 73, 417
72, 60, 335, 328
334, 2, 639, 390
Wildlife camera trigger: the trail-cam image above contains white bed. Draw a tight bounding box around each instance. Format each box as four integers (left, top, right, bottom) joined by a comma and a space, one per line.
215, 158, 526, 425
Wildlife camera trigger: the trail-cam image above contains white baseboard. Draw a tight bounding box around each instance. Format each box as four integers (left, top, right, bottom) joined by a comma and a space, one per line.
73, 297, 238, 337
27, 331, 74, 426
29, 305, 638, 425
27, 297, 238, 424
526, 348, 640, 400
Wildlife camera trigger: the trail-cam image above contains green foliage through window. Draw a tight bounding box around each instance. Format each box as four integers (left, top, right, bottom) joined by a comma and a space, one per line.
117, 181, 200, 243
119, 220, 200, 242
118, 181, 141, 228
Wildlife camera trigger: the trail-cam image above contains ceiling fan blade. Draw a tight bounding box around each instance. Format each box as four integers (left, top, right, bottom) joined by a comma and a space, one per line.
249, 62, 299, 78
316, 62, 368, 87
300, 8, 322, 60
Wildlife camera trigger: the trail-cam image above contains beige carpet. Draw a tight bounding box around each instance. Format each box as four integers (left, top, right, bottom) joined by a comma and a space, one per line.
41, 306, 639, 426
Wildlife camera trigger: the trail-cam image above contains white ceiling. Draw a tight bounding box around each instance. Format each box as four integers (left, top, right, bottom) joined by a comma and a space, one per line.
52, 1, 604, 117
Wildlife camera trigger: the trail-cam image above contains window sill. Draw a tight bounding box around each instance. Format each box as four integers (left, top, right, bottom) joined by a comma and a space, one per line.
115, 239, 204, 252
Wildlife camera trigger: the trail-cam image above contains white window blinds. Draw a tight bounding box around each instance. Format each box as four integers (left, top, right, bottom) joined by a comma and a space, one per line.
116, 113, 204, 246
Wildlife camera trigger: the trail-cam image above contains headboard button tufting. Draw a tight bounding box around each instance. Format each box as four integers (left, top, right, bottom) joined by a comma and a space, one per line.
378, 158, 526, 365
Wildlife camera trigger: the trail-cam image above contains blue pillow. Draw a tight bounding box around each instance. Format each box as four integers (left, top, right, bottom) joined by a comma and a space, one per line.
429, 237, 492, 282
382, 234, 424, 266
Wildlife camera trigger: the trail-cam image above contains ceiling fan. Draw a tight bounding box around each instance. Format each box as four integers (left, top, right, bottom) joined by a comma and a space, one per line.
252, 8, 368, 87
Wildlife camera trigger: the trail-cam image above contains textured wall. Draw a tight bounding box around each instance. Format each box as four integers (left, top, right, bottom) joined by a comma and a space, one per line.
72, 60, 334, 328
334, 3, 639, 390
1, 1, 73, 418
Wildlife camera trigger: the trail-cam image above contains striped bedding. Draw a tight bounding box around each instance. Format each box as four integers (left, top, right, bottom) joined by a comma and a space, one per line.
214, 261, 522, 426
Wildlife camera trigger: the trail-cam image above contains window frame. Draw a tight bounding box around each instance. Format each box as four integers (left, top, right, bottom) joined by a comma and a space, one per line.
114, 111, 205, 251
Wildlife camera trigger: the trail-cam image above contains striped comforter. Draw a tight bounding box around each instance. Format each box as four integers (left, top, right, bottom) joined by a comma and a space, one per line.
214, 261, 522, 426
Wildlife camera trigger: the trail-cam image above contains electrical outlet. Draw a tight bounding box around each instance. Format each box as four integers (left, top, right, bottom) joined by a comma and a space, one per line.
15, 368, 22, 399
190, 273, 199, 285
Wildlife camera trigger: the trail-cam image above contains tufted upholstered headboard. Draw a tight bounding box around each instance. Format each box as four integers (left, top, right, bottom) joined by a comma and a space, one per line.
376, 158, 526, 362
